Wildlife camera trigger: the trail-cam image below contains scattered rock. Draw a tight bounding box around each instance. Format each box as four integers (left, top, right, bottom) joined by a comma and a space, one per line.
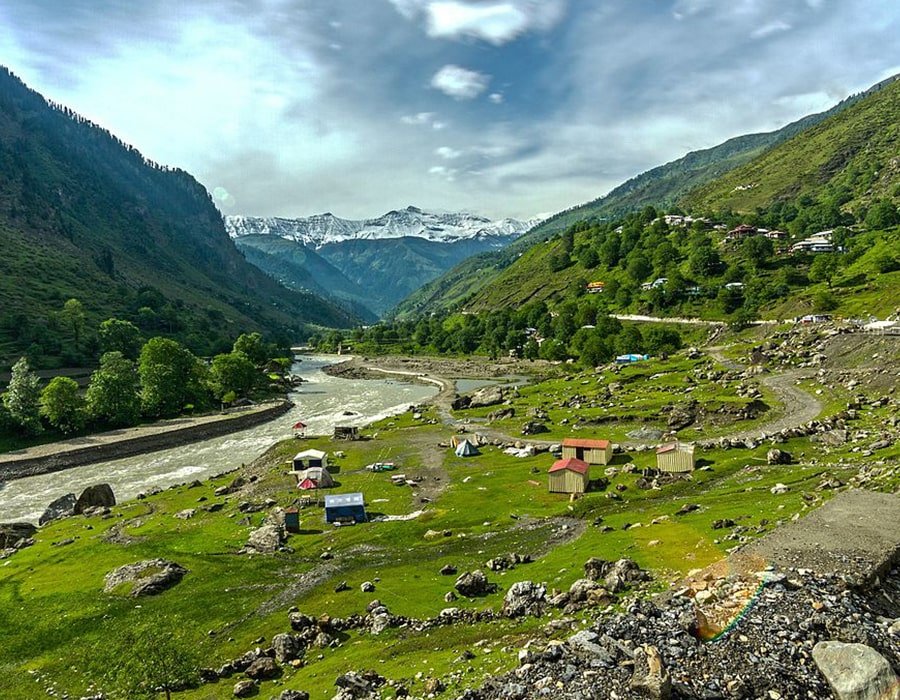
630, 644, 671, 699
272, 633, 303, 663
360, 581, 376, 593
233, 679, 256, 697
245, 656, 280, 680
766, 448, 792, 465
103, 559, 187, 596
0, 522, 37, 549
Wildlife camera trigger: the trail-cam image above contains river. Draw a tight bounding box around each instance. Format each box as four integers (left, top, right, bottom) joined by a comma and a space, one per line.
0, 355, 437, 523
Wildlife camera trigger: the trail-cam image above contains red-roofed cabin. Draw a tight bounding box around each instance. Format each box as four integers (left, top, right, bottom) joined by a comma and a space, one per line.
549, 457, 590, 494
656, 442, 696, 473
561, 437, 612, 465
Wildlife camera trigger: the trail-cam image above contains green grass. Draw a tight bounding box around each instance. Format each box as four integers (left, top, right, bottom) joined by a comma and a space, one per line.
0, 355, 896, 699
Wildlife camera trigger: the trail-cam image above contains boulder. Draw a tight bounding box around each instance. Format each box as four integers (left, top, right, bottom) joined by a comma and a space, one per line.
521, 421, 549, 436
583, 557, 612, 581
767, 448, 792, 465
233, 679, 256, 697
39, 493, 77, 525
502, 580, 546, 618
568, 578, 602, 602
277, 692, 309, 700
630, 644, 672, 699
812, 641, 900, 700
454, 570, 496, 597
468, 385, 505, 408
335, 670, 386, 697
440, 564, 458, 576
245, 656, 280, 680
74, 484, 116, 514
360, 581, 376, 593
272, 633, 303, 663
604, 558, 646, 593
103, 558, 187, 596
0, 522, 37, 549
246, 523, 285, 554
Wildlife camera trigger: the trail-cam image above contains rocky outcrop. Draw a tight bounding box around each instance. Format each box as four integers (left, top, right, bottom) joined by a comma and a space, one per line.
244, 509, 287, 554
812, 641, 900, 700
74, 483, 116, 514
630, 644, 671, 699
103, 558, 187, 596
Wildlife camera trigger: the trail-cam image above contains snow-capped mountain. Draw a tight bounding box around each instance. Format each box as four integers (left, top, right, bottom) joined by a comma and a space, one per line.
225, 206, 541, 248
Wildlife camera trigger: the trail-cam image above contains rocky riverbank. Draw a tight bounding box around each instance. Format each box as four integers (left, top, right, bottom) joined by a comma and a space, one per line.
0, 400, 293, 482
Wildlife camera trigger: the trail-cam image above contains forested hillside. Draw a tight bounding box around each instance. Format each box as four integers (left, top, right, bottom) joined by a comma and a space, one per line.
395, 74, 898, 319
0, 67, 357, 367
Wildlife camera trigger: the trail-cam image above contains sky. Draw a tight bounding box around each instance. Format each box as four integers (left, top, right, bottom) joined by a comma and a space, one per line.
1, 1, 899, 221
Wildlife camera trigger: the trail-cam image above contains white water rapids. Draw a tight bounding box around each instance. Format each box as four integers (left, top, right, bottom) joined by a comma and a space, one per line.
0, 355, 437, 523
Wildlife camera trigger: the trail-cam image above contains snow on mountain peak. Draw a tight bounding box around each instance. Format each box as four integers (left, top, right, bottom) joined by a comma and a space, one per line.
225, 208, 541, 248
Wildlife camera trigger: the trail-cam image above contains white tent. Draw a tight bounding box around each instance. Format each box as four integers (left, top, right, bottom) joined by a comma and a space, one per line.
293, 465, 335, 488
454, 439, 480, 457
292, 449, 327, 470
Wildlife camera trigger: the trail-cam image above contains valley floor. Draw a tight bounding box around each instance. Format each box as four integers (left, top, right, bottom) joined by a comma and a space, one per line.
1, 326, 898, 699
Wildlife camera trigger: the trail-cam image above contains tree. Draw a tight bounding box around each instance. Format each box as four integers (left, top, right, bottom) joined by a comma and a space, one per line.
209, 351, 258, 400
808, 253, 841, 288
62, 298, 86, 350
233, 332, 269, 365
40, 376, 85, 434
85, 614, 201, 700
864, 199, 900, 229
98, 318, 143, 359
2, 357, 43, 435
626, 253, 652, 283
688, 245, 722, 277
139, 338, 201, 418
741, 236, 774, 270
86, 352, 140, 427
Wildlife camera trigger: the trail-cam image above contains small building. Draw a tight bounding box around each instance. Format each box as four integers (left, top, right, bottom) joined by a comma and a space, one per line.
548, 458, 590, 494
292, 449, 327, 470
726, 224, 757, 241
562, 438, 612, 465
292, 420, 307, 437
656, 442, 696, 473
324, 492, 367, 524
333, 425, 360, 441
284, 508, 300, 532
586, 281, 606, 294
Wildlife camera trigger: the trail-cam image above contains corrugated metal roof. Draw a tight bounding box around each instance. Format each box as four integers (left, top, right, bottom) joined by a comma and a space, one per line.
324, 492, 365, 508
562, 438, 610, 449
656, 442, 694, 454
549, 458, 589, 474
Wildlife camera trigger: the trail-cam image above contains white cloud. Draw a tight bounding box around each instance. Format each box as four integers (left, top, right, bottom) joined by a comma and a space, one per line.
751, 20, 791, 38
402, 111, 437, 125
429, 164, 457, 180
489, 92, 504, 103
436, 146, 462, 159
430, 64, 490, 99
389, 0, 566, 45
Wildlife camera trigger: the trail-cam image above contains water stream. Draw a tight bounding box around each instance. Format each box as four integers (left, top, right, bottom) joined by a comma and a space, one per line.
0, 355, 437, 523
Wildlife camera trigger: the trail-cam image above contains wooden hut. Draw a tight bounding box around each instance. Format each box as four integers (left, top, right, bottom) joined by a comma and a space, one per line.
561, 438, 612, 465
656, 442, 696, 473
333, 426, 360, 441
292, 449, 327, 470
548, 458, 590, 494
324, 493, 367, 524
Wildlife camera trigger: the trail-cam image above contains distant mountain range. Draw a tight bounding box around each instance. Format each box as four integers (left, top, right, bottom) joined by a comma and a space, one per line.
226, 209, 540, 317
0, 66, 359, 366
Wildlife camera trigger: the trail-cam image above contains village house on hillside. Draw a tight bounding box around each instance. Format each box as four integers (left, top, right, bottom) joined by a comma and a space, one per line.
548, 457, 590, 494
790, 230, 834, 254
562, 437, 612, 465
656, 442, 696, 473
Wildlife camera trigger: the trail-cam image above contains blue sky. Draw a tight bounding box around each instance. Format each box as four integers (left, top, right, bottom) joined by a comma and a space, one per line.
1, 0, 898, 219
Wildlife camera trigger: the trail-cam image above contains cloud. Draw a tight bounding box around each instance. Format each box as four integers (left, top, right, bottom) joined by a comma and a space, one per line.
489, 92, 504, 104
751, 20, 792, 38
430, 64, 490, 99
436, 146, 462, 159
389, 0, 566, 45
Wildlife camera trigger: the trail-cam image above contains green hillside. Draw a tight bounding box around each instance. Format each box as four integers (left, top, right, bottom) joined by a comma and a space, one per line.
394, 75, 898, 319
683, 76, 900, 213
0, 67, 357, 367
234, 235, 378, 323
